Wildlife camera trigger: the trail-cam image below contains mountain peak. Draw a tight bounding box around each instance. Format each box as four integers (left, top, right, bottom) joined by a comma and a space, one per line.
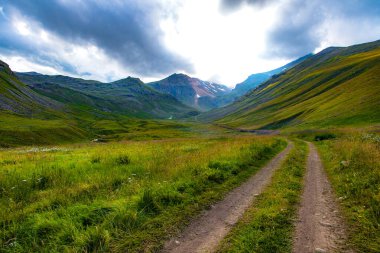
147, 73, 230, 111
167, 73, 192, 80
113, 76, 144, 85
0, 60, 14, 76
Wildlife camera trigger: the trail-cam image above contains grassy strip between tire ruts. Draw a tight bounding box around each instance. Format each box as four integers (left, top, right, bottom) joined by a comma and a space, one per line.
217, 140, 308, 253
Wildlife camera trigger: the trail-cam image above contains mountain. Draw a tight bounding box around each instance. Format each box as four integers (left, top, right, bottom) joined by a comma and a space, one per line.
17, 73, 196, 119
0, 60, 62, 115
0, 60, 88, 146
147, 73, 231, 111
203, 40, 380, 130
1, 61, 198, 147
229, 54, 313, 99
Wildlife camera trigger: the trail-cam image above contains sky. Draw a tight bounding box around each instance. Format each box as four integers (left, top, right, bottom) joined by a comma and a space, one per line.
0, 0, 379, 87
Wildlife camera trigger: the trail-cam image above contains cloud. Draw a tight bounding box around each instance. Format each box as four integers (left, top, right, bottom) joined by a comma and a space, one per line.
219, 0, 380, 59
220, 0, 275, 12
265, 0, 380, 58
264, 0, 324, 58
0, 0, 193, 79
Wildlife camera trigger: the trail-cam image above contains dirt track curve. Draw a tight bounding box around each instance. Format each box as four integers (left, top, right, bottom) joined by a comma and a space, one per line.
293, 142, 353, 253
161, 142, 293, 253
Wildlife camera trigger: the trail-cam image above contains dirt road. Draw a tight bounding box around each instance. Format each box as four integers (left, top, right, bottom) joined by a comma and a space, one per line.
293, 142, 353, 253
161, 142, 293, 253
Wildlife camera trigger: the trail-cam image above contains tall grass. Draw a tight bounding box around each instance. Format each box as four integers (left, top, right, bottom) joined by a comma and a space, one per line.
0, 136, 286, 252
317, 133, 380, 252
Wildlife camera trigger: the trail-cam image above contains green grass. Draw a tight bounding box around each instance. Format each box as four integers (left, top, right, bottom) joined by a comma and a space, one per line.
316, 132, 380, 252
0, 110, 226, 147
0, 136, 286, 252
217, 140, 308, 253
206, 40, 380, 130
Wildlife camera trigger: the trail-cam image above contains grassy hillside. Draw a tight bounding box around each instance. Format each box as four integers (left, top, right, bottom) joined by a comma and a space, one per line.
0, 61, 88, 146
1, 62, 202, 147
230, 54, 313, 98
0, 61, 62, 116
17, 73, 196, 119
205, 40, 380, 130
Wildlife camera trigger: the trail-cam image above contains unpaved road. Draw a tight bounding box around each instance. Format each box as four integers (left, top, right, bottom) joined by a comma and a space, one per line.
161, 142, 293, 253
293, 143, 353, 253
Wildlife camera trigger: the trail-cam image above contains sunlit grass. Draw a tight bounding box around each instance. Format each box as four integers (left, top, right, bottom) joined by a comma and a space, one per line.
317, 132, 380, 252
0, 136, 286, 252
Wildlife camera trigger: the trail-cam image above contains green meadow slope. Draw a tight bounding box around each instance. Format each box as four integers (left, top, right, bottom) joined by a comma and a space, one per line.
205, 40, 380, 130
0, 61, 62, 116
17, 73, 196, 119
0, 60, 88, 146
0, 62, 198, 147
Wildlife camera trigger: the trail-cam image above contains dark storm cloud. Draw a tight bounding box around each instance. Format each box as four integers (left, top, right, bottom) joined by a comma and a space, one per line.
0, 0, 193, 77
264, 0, 323, 58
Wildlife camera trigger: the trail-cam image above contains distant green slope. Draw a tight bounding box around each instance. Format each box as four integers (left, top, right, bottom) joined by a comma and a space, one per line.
0, 61, 62, 116
230, 53, 312, 98
0, 62, 197, 147
205, 40, 380, 130
0, 60, 87, 147
17, 73, 196, 119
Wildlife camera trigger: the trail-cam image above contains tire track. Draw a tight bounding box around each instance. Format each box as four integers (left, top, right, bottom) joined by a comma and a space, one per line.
161, 142, 293, 253
293, 142, 354, 253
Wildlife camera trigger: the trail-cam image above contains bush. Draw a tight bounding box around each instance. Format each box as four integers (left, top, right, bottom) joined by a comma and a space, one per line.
314, 133, 336, 141
115, 155, 131, 165
84, 227, 110, 252
137, 190, 160, 214
208, 161, 234, 171
207, 171, 227, 184
90, 156, 101, 164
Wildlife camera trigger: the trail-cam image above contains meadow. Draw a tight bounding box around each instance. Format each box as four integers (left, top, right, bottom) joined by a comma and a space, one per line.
316, 131, 380, 252
0, 135, 286, 252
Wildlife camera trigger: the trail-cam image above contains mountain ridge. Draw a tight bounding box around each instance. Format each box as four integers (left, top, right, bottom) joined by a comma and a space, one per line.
202, 40, 380, 130
17, 72, 195, 119
147, 73, 231, 111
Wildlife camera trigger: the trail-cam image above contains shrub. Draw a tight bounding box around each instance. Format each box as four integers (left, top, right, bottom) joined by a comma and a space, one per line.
314, 133, 336, 141
207, 171, 227, 184
84, 227, 110, 252
90, 156, 101, 164
32, 176, 51, 190
115, 155, 131, 165
80, 207, 114, 227
137, 190, 160, 214
112, 211, 141, 231
208, 161, 234, 171
157, 190, 183, 206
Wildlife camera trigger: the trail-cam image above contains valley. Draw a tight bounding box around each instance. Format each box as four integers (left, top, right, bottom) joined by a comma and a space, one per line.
0, 39, 379, 253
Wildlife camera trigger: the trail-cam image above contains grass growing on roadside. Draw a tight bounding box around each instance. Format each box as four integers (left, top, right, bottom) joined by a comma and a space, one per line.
217, 140, 308, 253
316, 133, 380, 252
0, 136, 286, 252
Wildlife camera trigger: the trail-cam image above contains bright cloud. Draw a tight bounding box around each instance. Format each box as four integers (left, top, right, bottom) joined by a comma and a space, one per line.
0, 0, 379, 86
